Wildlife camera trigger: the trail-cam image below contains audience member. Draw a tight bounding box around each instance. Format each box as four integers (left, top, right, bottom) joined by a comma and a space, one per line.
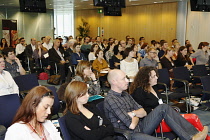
130, 67, 163, 114
25, 38, 36, 73
15, 37, 26, 67
0, 38, 8, 53
104, 69, 208, 140
102, 38, 108, 49
160, 46, 175, 77
112, 45, 123, 69
171, 39, 178, 48
150, 40, 156, 48
71, 43, 86, 65
105, 43, 115, 63
63, 81, 115, 140
137, 37, 145, 51
81, 36, 91, 59
0, 54, 19, 96
191, 42, 209, 65
120, 47, 138, 80
175, 46, 194, 69
126, 38, 133, 48
108, 37, 114, 46
118, 40, 126, 51
88, 44, 99, 62
158, 40, 168, 58
5, 86, 62, 140
131, 44, 141, 62
92, 49, 110, 78
186, 44, 195, 56
140, 48, 161, 69
95, 36, 104, 50
49, 39, 68, 83
2, 47, 26, 78
88, 37, 96, 46
41, 36, 45, 44
185, 40, 191, 45
43, 36, 53, 50
33, 41, 50, 68
138, 43, 148, 58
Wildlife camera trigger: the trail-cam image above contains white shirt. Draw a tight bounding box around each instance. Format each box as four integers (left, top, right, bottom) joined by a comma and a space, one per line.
31, 44, 36, 51
5, 120, 62, 140
0, 70, 19, 96
55, 48, 65, 61
16, 44, 25, 55
88, 52, 96, 61
43, 42, 53, 50
120, 59, 138, 77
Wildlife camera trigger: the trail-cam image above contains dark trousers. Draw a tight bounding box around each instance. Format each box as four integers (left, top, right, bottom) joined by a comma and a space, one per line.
139, 104, 198, 140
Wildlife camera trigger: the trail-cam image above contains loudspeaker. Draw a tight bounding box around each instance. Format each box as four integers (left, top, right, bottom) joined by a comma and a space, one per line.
19, 0, 46, 13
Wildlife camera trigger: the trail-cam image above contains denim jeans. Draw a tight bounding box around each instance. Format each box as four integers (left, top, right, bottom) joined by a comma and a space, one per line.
139, 104, 199, 140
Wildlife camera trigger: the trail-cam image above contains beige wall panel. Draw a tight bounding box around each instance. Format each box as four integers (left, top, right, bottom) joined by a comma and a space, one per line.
186, 2, 210, 49
75, 3, 177, 45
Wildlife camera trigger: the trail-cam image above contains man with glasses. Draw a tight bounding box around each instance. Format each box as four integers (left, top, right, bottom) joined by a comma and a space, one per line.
139, 48, 162, 69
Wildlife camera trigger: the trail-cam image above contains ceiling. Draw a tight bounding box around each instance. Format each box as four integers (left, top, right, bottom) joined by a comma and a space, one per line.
0, 0, 185, 11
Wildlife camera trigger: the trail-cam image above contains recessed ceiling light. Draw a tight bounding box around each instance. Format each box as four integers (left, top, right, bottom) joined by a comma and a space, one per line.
154, 2, 158, 3
49, 4, 52, 5
90, 4, 94, 5
131, 4, 140, 5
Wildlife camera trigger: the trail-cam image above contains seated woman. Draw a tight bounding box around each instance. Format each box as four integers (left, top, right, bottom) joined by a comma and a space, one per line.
175, 46, 194, 69
72, 43, 86, 65
140, 48, 162, 69
191, 42, 209, 65
33, 41, 50, 68
0, 55, 19, 96
130, 66, 162, 114
105, 43, 115, 63
131, 44, 141, 63
92, 49, 110, 78
120, 47, 138, 80
64, 81, 115, 140
160, 46, 175, 78
129, 66, 209, 139
88, 44, 99, 62
5, 86, 61, 140
111, 44, 123, 69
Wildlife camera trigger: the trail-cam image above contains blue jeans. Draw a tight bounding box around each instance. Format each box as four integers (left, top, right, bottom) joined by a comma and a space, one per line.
139, 104, 199, 140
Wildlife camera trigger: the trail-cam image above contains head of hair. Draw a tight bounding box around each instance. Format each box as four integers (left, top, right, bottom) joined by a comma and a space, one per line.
160, 40, 167, 47
0, 38, 8, 47
113, 45, 120, 55
64, 81, 88, 115
165, 46, 175, 54
185, 40, 189, 45
19, 37, 24, 42
41, 37, 45, 41
2, 47, 14, 57
75, 60, 91, 80
129, 66, 158, 94
123, 47, 133, 59
141, 43, 148, 49
95, 49, 102, 58
146, 47, 156, 53
198, 42, 209, 49
12, 86, 54, 124
177, 46, 189, 61
186, 44, 192, 53
90, 44, 98, 52
151, 40, 156, 45
73, 43, 81, 52
172, 39, 177, 43
139, 37, 145, 41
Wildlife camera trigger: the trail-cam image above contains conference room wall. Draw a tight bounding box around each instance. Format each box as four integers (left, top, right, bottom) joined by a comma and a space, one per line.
186, 2, 210, 50
0, 7, 54, 45
74, 2, 177, 46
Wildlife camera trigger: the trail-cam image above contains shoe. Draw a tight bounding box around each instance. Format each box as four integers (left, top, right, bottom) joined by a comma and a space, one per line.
192, 126, 208, 140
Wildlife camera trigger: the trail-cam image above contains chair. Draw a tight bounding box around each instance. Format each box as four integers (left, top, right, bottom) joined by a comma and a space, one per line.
0, 94, 21, 128
192, 65, 208, 83
200, 76, 210, 109
46, 86, 60, 117
58, 115, 71, 140
14, 73, 39, 92
157, 68, 187, 104
0, 125, 6, 140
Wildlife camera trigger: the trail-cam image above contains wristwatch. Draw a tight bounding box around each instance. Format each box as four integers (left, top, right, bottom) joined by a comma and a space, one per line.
131, 111, 136, 117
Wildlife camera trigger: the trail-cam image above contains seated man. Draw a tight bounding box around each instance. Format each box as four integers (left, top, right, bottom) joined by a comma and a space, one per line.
2, 47, 26, 78
104, 69, 208, 140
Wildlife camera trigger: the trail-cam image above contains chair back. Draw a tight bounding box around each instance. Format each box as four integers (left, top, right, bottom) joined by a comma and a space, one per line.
173, 67, 191, 81
14, 74, 39, 91
157, 68, 170, 88
58, 116, 71, 140
192, 65, 208, 77
46, 86, 60, 116
200, 76, 210, 101
96, 101, 105, 115
0, 94, 21, 128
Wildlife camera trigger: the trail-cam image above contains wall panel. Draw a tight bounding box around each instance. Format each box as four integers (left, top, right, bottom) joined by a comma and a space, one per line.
74, 3, 177, 45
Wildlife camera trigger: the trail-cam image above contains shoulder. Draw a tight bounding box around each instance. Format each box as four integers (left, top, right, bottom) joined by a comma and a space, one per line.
6, 122, 27, 134
133, 59, 138, 63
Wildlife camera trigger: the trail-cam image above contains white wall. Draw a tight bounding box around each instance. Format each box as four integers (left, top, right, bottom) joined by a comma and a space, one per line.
0, 7, 54, 44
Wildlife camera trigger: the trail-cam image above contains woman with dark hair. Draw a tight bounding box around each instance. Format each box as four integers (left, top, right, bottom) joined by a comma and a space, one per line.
130, 66, 161, 114
131, 44, 141, 62
112, 45, 123, 69
138, 43, 149, 58
5, 86, 61, 140
105, 43, 115, 63
120, 47, 138, 80
186, 44, 195, 56
160, 46, 175, 77
88, 44, 99, 61
72, 43, 86, 65
0, 38, 8, 52
64, 81, 115, 140
175, 46, 194, 69
190, 42, 209, 65
33, 41, 50, 68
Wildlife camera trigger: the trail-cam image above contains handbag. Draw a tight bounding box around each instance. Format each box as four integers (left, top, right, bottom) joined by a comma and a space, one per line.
38, 72, 49, 80
47, 75, 61, 85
